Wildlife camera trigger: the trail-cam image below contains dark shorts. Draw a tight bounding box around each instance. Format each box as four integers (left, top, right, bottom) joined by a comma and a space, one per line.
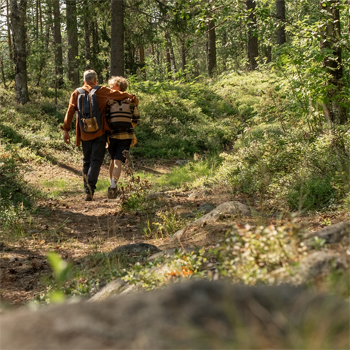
108, 138, 132, 163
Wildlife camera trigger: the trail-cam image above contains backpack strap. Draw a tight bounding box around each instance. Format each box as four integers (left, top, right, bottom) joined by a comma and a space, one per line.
76, 87, 86, 95
90, 85, 101, 95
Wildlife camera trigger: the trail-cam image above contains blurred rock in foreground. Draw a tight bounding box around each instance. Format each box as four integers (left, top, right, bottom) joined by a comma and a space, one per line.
1, 281, 348, 349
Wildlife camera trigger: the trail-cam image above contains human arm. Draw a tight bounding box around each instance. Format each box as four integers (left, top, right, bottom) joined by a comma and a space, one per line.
61, 91, 78, 143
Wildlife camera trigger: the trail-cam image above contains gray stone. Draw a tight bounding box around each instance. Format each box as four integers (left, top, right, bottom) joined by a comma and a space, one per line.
108, 243, 161, 258
188, 190, 209, 199
1, 281, 348, 349
145, 192, 166, 200
90, 280, 144, 302
62, 211, 74, 215
175, 159, 189, 165
292, 251, 348, 284
171, 201, 254, 241
148, 247, 195, 261
304, 221, 350, 247
173, 205, 184, 211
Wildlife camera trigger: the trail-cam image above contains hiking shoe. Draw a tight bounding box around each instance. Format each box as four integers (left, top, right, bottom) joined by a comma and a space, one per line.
107, 187, 118, 199
85, 194, 93, 201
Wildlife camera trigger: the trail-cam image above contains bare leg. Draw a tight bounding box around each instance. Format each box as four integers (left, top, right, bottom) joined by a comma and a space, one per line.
109, 160, 114, 182
112, 159, 123, 184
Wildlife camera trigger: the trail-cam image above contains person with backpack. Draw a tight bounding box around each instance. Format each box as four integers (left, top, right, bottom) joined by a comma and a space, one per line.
105, 76, 140, 199
61, 70, 138, 201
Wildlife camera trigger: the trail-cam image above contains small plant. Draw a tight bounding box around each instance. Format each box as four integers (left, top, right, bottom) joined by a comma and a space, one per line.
152, 210, 188, 237
310, 236, 326, 250
46, 252, 72, 303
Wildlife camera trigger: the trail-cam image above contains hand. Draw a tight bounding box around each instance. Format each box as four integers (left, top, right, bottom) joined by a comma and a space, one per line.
63, 131, 71, 144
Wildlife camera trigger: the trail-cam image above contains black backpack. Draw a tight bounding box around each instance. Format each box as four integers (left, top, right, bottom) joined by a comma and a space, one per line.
106, 99, 137, 130
76, 86, 102, 133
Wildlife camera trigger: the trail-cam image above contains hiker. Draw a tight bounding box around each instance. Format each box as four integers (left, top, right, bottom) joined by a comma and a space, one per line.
61, 70, 138, 201
106, 76, 140, 199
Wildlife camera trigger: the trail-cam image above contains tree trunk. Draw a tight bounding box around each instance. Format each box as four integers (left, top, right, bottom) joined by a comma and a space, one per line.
207, 19, 216, 76
222, 30, 227, 71
110, 0, 124, 76
91, 20, 102, 82
83, 17, 91, 69
246, 0, 258, 70
276, 0, 286, 45
0, 55, 7, 89
66, 0, 79, 86
165, 46, 171, 78
320, 0, 347, 124
6, 0, 13, 60
45, 0, 52, 51
165, 31, 177, 78
10, 0, 29, 104
52, 0, 64, 88
181, 37, 186, 72
139, 46, 146, 79
39, 0, 43, 35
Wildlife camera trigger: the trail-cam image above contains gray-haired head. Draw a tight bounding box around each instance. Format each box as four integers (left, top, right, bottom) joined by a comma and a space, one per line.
83, 70, 97, 83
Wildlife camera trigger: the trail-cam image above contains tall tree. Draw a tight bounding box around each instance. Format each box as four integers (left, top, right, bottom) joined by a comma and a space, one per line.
6, 0, 13, 60
66, 0, 79, 86
276, 0, 286, 45
10, 0, 29, 104
320, 0, 347, 124
110, 0, 124, 76
83, 1, 91, 69
246, 0, 258, 70
207, 19, 216, 76
52, 0, 64, 88
165, 31, 177, 78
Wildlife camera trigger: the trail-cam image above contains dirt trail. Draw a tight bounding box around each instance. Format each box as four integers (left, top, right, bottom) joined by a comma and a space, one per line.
1, 159, 347, 307
0, 159, 229, 306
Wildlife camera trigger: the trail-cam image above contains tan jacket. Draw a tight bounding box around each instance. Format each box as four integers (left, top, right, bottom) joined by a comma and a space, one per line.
61, 84, 138, 146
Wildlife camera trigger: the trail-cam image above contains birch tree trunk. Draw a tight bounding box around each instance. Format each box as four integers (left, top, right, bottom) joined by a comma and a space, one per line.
10, 0, 29, 104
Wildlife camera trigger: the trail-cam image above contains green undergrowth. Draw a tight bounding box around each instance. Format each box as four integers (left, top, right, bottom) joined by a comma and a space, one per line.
39, 220, 349, 305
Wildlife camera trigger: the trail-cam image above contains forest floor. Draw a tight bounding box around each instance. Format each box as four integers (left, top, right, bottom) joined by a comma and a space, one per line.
1, 156, 349, 307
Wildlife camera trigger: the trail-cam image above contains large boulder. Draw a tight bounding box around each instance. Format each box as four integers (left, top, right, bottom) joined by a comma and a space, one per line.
171, 201, 254, 241
305, 221, 350, 247
1, 281, 348, 349
292, 251, 348, 284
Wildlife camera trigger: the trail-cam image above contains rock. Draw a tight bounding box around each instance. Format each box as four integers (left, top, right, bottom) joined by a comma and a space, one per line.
188, 190, 209, 199
173, 205, 184, 211
171, 201, 254, 241
1, 281, 348, 349
108, 243, 161, 258
148, 247, 195, 261
62, 211, 74, 215
89, 279, 144, 302
145, 192, 166, 200
304, 222, 350, 247
175, 159, 188, 165
292, 251, 348, 284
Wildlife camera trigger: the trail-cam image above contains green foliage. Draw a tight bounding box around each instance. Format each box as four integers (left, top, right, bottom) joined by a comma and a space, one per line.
46, 252, 72, 303
212, 222, 305, 284
129, 79, 238, 158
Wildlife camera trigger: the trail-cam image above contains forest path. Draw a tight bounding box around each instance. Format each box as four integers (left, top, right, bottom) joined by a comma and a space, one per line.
1, 158, 346, 307
0, 158, 231, 306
